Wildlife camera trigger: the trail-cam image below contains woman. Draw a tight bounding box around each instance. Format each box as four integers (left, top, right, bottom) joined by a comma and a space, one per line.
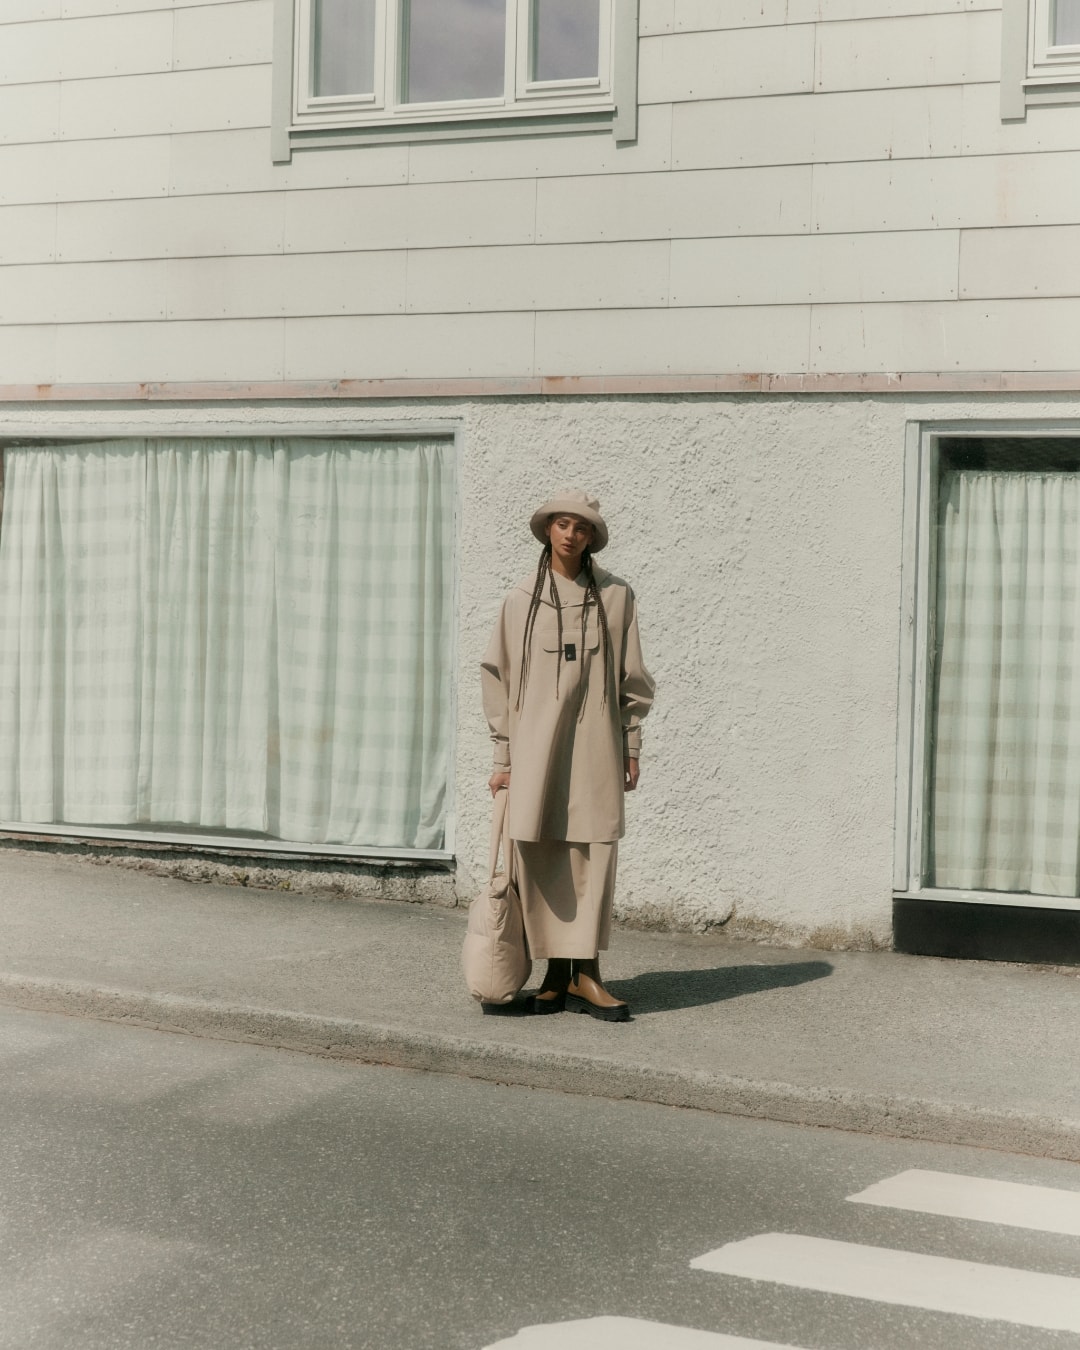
480, 490, 655, 1021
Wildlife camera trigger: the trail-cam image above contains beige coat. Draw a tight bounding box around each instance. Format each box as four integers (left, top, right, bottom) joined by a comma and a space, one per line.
481, 564, 655, 843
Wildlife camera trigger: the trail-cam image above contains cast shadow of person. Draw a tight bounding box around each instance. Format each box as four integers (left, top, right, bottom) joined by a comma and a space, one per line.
608, 959, 833, 1014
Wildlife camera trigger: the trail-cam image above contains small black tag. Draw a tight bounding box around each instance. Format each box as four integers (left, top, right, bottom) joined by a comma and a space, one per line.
563, 642, 577, 662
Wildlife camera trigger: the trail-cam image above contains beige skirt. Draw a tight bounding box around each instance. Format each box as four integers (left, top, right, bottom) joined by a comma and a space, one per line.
514, 839, 618, 960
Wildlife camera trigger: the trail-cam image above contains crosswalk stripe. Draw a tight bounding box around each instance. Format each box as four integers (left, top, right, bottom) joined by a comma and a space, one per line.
482, 1317, 809, 1349
847, 1168, 1080, 1236
690, 1233, 1080, 1333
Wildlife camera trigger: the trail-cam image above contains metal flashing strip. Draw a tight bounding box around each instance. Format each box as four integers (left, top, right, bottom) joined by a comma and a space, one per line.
0, 823, 453, 865
893, 895, 1080, 964
4, 373, 1080, 403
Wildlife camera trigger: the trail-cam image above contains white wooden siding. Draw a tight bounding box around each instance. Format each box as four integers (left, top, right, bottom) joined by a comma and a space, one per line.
0, 204, 57, 266
405, 242, 670, 314
167, 251, 408, 319
173, 1, 273, 69
637, 27, 816, 103
0, 82, 60, 144
58, 66, 271, 139
0, 0, 1078, 382
671, 87, 964, 170
535, 167, 813, 243
283, 181, 537, 253
959, 81, 1080, 153
811, 298, 1080, 371
812, 152, 1080, 233
56, 317, 285, 382
0, 137, 171, 205
405, 104, 673, 183
534, 306, 813, 374
169, 129, 410, 196
0, 259, 168, 324
283, 313, 536, 380
959, 226, 1080, 298
813, 11, 1000, 92
56, 193, 287, 261
0, 326, 57, 383
669, 232, 960, 306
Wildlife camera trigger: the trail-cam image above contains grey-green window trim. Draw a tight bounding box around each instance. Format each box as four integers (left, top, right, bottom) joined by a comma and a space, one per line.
271, 0, 639, 162
1001, 0, 1080, 120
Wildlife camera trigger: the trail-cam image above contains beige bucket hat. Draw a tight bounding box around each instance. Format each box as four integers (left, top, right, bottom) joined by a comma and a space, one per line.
529, 489, 609, 552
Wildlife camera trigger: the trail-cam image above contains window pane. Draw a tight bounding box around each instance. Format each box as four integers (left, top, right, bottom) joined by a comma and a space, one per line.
532, 0, 600, 81
1054, 0, 1080, 45
404, 0, 505, 103
313, 0, 376, 97
0, 439, 455, 852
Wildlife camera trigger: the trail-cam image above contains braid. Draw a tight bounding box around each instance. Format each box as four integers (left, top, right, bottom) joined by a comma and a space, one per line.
581, 550, 613, 712
548, 560, 564, 699
517, 543, 611, 714
516, 545, 551, 710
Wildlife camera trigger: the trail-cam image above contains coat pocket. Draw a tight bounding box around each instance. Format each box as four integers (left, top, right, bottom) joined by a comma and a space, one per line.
537, 612, 600, 658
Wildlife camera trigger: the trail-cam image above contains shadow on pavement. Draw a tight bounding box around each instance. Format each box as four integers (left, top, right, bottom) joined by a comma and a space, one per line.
610, 960, 834, 1014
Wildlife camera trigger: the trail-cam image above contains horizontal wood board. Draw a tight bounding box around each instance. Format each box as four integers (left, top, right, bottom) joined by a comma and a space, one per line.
1, 0, 1078, 382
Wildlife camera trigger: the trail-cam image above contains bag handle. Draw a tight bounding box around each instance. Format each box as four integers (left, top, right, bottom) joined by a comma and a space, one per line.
488, 787, 514, 887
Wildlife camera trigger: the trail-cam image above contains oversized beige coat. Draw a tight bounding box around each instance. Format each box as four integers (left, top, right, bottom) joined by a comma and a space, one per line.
481, 564, 655, 843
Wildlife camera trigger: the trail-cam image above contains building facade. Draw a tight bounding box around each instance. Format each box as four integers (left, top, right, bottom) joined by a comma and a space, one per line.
3, 0, 1080, 960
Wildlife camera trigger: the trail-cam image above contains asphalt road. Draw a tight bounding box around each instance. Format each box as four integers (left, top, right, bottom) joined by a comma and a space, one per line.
2, 1005, 1079, 1350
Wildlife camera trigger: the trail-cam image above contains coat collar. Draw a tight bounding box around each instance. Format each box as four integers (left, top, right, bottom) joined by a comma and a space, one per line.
515, 562, 611, 606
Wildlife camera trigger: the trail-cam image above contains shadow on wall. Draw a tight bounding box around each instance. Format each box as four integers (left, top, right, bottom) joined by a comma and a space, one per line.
609, 960, 833, 1014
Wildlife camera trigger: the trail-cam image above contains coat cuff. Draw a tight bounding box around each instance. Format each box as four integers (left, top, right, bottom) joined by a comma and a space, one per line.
492, 739, 511, 770
623, 727, 641, 759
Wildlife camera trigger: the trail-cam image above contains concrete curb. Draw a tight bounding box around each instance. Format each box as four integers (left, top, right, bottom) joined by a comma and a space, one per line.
4, 971, 1080, 1162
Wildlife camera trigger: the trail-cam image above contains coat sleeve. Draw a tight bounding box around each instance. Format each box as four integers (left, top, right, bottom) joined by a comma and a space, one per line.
619, 587, 656, 760
480, 596, 514, 770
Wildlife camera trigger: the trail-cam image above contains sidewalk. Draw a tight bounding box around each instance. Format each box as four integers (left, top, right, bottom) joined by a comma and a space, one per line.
1, 847, 1079, 1160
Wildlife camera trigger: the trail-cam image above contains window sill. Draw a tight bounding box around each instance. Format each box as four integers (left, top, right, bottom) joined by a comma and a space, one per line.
0, 823, 454, 865
894, 888, 1080, 913
1022, 75, 1080, 107
279, 103, 622, 159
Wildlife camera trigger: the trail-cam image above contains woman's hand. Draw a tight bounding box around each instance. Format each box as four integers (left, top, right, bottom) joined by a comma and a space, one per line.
489, 770, 511, 797
624, 758, 640, 792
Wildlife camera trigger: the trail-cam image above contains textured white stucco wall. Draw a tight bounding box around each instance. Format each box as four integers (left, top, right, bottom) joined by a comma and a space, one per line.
456, 395, 906, 948
6, 392, 1080, 945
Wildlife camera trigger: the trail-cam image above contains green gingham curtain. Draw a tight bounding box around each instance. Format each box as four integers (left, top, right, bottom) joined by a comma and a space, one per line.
0, 438, 454, 850
931, 470, 1080, 896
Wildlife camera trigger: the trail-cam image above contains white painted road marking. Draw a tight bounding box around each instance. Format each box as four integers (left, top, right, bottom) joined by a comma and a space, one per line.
847, 1168, 1080, 1236
482, 1319, 809, 1349
691, 1233, 1080, 1333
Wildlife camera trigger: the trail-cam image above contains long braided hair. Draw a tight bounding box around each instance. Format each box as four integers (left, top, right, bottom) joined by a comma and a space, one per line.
515, 538, 614, 713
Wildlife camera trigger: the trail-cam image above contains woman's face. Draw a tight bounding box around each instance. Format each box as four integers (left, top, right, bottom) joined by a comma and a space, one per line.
546, 513, 594, 567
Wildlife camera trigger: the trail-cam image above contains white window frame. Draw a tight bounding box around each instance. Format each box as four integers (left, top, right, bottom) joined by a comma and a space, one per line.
0, 415, 463, 866
895, 419, 1080, 913
1030, 0, 1080, 71
272, 0, 638, 160
1001, 0, 1080, 119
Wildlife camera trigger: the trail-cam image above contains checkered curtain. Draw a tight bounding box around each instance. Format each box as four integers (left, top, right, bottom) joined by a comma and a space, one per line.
931, 470, 1080, 895
0, 438, 454, 850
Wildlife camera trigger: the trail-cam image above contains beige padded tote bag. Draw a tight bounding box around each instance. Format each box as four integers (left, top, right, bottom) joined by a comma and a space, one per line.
462, 788, 531, 1005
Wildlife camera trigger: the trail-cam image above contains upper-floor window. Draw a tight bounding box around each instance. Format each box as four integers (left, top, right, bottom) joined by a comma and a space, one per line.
298, 0, 609, 124
272, 0, 637, 158
1030, 0, 1080, 79
1001, 0, 1080, 118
